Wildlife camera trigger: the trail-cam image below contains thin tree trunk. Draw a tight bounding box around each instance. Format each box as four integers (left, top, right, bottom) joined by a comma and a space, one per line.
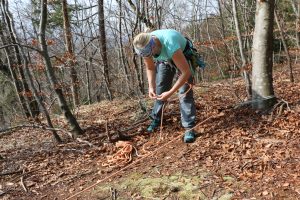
232, 0, 252, 98
39, 0, 83, 137
0, 0, 40, 118
217, 0, 235, 73
128, 1, 144, 94
252, 0, 276, 110
0, 106, 6, 130
274, 10, 294, 82
1, 1, 61, 141
62, 0, 80, 107
86, 57, 92, 104
98, 0, 112, 100
290, 0, 300, 48
154, 0, 161, 29
126, 0, 154, 29
19, 46, 62, 142
0, 28, 31, 118
205, 0, 224, 79
118, 0, 131, 93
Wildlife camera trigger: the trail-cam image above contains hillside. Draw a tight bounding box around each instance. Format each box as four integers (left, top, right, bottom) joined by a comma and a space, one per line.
0, 64, 300, 200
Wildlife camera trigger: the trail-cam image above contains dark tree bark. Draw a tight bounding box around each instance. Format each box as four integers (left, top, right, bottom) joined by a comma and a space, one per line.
232, 0, 252, 98
39, 0, 83, 137
290, 0, 300, 48
0, 0, 40, 118
98, 0, 113, 100
20, 45, 62, 142
62, 0, 80, 107
274, 10, 294, 82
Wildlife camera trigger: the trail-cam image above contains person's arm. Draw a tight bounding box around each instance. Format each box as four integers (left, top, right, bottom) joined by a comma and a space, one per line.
144, 57, 157, 99
157, 49, 191, 101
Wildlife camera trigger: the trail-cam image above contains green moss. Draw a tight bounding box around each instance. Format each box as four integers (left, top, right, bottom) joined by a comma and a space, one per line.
218, 192, 234, 200
93, 171, 234, 199
223, 176, 235, 182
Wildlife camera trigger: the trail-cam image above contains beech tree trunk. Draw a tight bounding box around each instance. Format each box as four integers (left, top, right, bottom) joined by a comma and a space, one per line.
251, 0, 276, 110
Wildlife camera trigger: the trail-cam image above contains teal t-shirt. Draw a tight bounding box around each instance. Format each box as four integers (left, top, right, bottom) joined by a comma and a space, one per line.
151, 29, 187, 61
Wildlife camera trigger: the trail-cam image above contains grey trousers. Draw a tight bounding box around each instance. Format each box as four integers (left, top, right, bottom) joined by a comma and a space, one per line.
150, 62, 196, 128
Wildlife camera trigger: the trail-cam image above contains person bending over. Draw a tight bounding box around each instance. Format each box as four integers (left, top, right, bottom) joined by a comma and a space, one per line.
133, 29, 197, 143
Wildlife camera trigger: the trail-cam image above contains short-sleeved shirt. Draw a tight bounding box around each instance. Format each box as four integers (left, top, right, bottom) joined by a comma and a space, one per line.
151, 29, 187, 62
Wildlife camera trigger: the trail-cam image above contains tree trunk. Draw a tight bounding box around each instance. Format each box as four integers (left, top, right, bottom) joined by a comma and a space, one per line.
205, 0, 224, 79
62, 0, 80, 107
98, 0, 113, 100
0, 106, 6, 130
274, 10, 294, 82
154, 0, 161, 29
0, 0, 40, 118
118, 0, 131, 93
251, 0, 276, 110
0, 29, 32, 118
20, 45, 62, 142
232, 0, 252, 98
39, 0, 83, 137
290, 0, 300, 48
126, 0, 154, 29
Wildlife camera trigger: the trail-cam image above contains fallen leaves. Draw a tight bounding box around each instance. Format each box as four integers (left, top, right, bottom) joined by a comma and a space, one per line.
1, 65, 300, 199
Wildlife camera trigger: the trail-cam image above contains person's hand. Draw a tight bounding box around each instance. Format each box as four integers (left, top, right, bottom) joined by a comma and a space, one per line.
149, 87, 157, 99
157, 91, 172, 101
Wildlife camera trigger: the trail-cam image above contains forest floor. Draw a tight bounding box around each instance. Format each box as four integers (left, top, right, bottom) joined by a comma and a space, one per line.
1, 64, 300, 200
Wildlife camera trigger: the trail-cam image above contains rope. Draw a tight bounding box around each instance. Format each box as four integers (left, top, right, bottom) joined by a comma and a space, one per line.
102, 141, 139, 168
65, 113, 222, 200
102, 83, 193, 169
159, 83, 193, 141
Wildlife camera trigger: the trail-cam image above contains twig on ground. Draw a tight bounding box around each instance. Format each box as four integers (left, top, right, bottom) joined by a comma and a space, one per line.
0, 124, 96, 148
0, 124, 70, 138
20, 170, 28, 192
76, 138, 97, 148
10, 169, 38, 182
118, 117, 149, 133
0, 170, 22, 176
106, 119, 111, 142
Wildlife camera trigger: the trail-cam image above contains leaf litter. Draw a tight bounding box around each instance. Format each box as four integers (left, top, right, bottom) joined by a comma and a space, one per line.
0, 64, 299, 199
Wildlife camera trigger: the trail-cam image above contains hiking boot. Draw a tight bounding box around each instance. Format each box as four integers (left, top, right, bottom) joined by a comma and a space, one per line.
147, 119, 160, 132
184, 130, 196, 143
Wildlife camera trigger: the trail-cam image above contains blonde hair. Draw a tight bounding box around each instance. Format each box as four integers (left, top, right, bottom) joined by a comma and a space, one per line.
133, 32, 151, 49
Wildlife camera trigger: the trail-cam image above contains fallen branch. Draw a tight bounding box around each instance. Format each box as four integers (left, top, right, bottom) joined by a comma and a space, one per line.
0, 124, 72, 138
118, 116, 149, 133
0, 170, 22, 176
20, 176, 27, 192
10, 169, 37, 182
76, 138, 97, 148
105, 119, 112, 142
0, 124, 98, 148
20, 170, 28, 193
